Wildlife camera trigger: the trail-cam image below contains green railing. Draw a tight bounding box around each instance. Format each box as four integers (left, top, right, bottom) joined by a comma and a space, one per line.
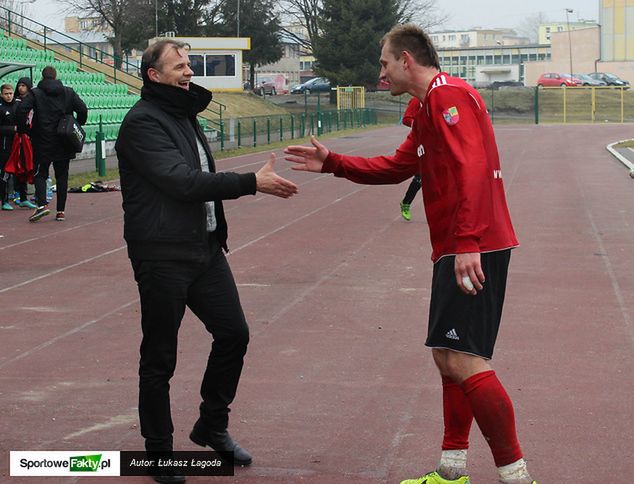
207, 108, 378, 152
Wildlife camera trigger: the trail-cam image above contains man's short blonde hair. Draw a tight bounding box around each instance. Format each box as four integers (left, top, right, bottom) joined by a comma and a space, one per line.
381, 24, 440, 70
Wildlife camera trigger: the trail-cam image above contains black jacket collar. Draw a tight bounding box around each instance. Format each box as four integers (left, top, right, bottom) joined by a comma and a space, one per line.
141, 81, 212, 118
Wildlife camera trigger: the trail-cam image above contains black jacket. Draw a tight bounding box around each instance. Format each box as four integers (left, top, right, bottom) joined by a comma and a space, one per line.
115, 81, 257, 261
17, 78, 87, 161
0, 98, 17, 157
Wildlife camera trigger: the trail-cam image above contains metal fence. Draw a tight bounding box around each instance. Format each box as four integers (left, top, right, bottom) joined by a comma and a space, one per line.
364, 86, 634, 125
206, 108, 378, 152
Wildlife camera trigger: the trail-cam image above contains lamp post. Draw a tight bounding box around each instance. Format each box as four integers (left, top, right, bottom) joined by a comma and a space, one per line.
237, 0, 240, 37
155, 0, 159, 38
565, 8, 574, 77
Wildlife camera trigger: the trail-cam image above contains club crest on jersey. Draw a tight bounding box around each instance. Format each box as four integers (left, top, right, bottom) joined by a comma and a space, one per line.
417, 144, 425, 157
442, 106, 459, 126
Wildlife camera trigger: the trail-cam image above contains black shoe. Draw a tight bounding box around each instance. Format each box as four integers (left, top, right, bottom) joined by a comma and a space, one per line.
190, 423, 252, 466
153, 476, 186, 483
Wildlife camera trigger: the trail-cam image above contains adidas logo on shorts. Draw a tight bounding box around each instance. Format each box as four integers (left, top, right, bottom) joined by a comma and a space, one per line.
445, 328, 460, 340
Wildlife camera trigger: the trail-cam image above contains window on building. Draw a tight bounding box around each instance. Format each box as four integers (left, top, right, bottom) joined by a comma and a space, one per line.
205, 54, 235, 76
190, 54, 204, 76
449, 35, 456, 41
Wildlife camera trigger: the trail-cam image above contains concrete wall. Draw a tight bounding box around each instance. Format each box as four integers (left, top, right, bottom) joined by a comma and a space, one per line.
524, 27, 600, 85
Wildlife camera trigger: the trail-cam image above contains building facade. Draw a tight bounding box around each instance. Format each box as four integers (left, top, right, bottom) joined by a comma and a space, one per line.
437, 45, 551, 86
600, 0, 634, 61
430, 28, 529, 49
538, 20, 597, 44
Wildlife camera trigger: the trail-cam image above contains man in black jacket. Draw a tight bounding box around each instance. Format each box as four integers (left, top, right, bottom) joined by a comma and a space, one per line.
116, 39, 297, 481
17, 66, 87, 222
0, 83, 19, 210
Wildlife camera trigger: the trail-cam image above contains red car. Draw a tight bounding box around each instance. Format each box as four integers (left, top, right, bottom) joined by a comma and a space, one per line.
536, 73, 581, 87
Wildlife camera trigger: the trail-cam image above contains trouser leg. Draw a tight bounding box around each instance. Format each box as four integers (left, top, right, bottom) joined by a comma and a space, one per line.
52, 159, 69, 212
131, 258, 191, 451
402, 174, 422, 205
16, 179, 28, 202
0, 156, 8, 203
187, 236, 250, 431
33, 159, 50, 207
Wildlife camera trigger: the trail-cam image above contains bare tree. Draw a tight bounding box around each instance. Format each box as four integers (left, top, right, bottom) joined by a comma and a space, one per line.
278, 0, 321, 54
516, 11, 549, 44
57, 0, 157, 67
397, 0, 448, 31
279, 0, 447, 54
0, 0, 36, 36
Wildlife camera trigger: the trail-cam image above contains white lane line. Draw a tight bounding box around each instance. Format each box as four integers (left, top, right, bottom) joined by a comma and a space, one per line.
0, 299, 138, 370
0, 246, 125, 294
0, 215, 121, 251
229, 185, 368, 254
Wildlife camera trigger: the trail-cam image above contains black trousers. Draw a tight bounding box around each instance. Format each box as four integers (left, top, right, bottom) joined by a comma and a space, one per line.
33, 158, 69, 211
0, 153, 27, 203
131, 234, 249, 451
402, 174, 422, 205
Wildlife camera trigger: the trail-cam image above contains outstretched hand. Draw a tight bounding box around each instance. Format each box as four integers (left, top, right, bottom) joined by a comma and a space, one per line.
255, 153, 298, 198
284, 136, 329, 173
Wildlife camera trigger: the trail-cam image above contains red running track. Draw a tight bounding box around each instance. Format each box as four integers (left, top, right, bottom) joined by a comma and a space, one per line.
0, 123, 633, 483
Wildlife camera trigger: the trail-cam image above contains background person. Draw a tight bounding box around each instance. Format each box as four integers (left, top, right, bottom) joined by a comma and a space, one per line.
0, 84, 35, 210
116, 39, 298, 482
399, 97, 422, 221
285, 23, 535, 484
17, 66, 87, 222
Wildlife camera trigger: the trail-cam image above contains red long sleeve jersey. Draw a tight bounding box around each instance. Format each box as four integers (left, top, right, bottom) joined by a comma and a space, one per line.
322, 72, 519, 262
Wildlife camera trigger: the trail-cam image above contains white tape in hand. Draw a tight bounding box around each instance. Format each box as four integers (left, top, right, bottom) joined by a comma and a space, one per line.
462, 276, 474, 291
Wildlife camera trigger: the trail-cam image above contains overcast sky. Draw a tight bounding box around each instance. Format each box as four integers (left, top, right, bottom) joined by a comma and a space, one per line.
27, 0, 600, 34
439, 0, 598, 30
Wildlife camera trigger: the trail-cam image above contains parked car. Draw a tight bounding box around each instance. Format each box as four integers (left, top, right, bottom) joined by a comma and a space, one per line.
572, 74, 607, 86
290, 77, 331, 94
587, 72, 630, 88
490, 80, 524, 89
254, 77, 276, 96
366, 79, 391, 91
536, 73, 581, 87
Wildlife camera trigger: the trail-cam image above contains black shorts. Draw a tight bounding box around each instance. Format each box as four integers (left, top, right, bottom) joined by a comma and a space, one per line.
425, 249, 511, 359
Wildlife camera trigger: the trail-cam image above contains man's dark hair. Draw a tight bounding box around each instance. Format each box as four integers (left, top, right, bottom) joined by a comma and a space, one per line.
42, 66, 57, 80
381, 24, 440, 70
141, 40, 190, 83
1, 83, 13, 92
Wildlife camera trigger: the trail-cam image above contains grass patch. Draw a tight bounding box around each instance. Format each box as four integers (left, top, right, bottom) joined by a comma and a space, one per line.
614, 139, 634, 148
66, 124, 393, 187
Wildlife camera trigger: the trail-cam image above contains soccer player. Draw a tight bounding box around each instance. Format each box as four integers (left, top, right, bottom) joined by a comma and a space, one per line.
284, 24, 536, 484
399, 97, 422, 221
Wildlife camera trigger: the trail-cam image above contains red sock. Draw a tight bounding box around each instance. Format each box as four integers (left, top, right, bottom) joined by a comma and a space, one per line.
460, 370, 523, 466
441, 375, 473, 450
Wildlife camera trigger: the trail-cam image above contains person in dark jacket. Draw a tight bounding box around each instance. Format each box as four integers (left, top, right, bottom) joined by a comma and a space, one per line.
16, 77, 32, 100
116, 39, 297, 482
1, 83, 35, 210
1, 84, 17, 210
17, 66, 87, 222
